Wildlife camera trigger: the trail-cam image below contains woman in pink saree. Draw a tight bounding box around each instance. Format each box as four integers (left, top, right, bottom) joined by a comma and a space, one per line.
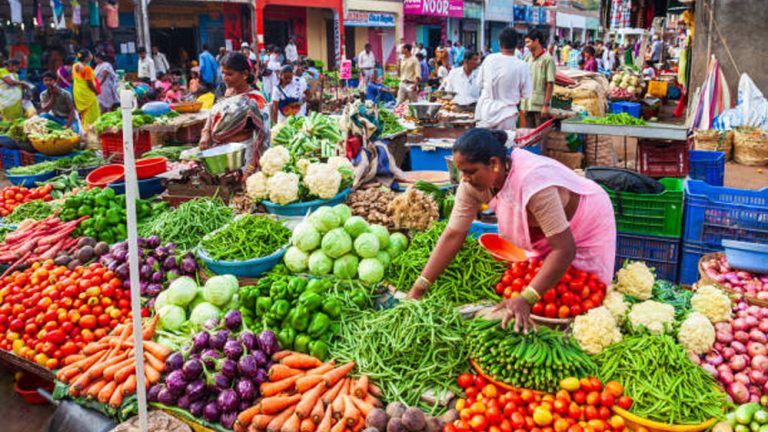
406, 129, 615, 332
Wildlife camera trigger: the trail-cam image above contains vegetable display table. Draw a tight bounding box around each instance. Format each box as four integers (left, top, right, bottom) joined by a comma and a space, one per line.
0, 348, 55, 381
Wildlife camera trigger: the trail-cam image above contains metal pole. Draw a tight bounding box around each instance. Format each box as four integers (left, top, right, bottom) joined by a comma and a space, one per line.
139, 0, 152, 49
479, 0, 486, 53
120, 89, 149, 432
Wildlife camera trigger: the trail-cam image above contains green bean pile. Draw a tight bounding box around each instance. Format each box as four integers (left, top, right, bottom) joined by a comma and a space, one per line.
468, 319, 595, 393
201, 215, 291, 261
0, 226, 14, 242
138, 198, 233, 251
329, 299, 468, 412
5, 200, 57, 223
582, 113, 646, 126
595, 334, 726, 424
386, 221, 505, 305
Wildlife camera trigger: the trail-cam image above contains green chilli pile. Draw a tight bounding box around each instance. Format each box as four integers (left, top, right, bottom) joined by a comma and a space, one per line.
201, 214, 291, 261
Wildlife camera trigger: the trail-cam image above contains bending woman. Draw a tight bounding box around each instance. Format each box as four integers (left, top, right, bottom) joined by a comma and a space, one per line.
72, 49, 101, 127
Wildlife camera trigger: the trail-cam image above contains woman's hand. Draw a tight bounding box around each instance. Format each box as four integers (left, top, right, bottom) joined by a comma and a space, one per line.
199, 133, 212, 150
405, 282, 428, 300
492, 296, 534, 333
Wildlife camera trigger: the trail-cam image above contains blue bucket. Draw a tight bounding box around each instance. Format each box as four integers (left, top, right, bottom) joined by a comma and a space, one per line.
722, 240, 768, 274
197, 246, 287, 277
262, 189, 351, 217
110, 176, 166, 199
6, 170, 56, 186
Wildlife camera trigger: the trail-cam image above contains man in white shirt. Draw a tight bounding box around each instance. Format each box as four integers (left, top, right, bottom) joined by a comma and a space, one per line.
397, 38, 406, 62
152, 46, 170, 75
285, 38, 299, 64
475, 28, 532, 130
137, 47, 156, 83
357, 43, 376, 84
441, 52, 480, 105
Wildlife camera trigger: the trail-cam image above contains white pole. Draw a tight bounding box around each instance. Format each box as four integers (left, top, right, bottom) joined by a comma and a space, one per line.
120, 89, 149, 432
140, 0, 152, 50
480, 0, 486, 54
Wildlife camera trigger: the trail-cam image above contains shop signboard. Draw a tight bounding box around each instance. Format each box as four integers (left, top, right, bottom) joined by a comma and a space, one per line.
513, 4, 528, 23
485, 0, 514, 22
340, 60, 352, 79
403, 0, 464, 18
344, 11, 396, 27
532, 7, 540, 24
463, 1, 482, 20
586, 17, 600, 30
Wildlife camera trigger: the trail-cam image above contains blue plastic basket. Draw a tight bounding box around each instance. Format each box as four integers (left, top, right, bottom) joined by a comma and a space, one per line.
615, 232, 681, 282
33, 151, 81, 164
683, 179, 768, 249
679, 240, 722, 285
409, 144, 453, 171
722, 240, 768, 274
468, 220, 498, 238
109, 176, 166, 199
0, 148, 22, 169
6, 170, 56, 186
689, 150, 725, 186
610, 101, 642, 118
262, 189, 350, 217
197, 246, 287, 278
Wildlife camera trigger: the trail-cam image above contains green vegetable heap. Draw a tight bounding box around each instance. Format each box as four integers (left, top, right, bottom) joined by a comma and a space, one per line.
272, 112, 344, 158
468, 319, 596, 393
8, 150, 105, 177
582, 113, 646, 126
36, 171, 86, 199
139, 197, 234, 251
5, 200, 58, 223
377, 107, 406, 137
201, 215, 291, 261
92, 110, 155, 134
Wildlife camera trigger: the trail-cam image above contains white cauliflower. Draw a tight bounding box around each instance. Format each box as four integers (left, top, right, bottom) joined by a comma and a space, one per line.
304, 163, 341, 199
627, 300, 675, 335
261, 146, 291, 176
266, 171, 300, 205
296, 158, 312, 177
326, 156, 353, 173
691, 285, 732, 323
615, 261, 655, 300
245, 172, 269, 200
603, 287, 630, 322
677, 312, 716, 354
572, 307, 623, 355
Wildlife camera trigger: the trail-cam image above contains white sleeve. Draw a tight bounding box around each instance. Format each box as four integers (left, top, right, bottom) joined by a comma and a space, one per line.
521, 65, 533, 99
271, 85, 281, 102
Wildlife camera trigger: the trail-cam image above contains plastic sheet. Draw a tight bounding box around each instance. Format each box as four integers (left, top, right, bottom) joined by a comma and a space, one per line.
713, 73, 768, 130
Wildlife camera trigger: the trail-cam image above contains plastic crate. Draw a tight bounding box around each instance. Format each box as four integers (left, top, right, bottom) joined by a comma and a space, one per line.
409, 143, 453, 171
0, 148, 22, 169
20, 150, 36, 166
468, 220, 498, 238
638, 140, 689, 178
601, 177, 684, 237
647, 80, 669, 98
683, 179, 768, 249
101, 131, 151, 164
34, 151, 81, 164
615, 232, 681, 282
679, 240, 721, 285
610, 101, 642, 118
689, 150, 725, 186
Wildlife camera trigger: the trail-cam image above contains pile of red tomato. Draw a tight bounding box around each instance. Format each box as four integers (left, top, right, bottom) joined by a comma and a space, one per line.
0, 260, 132, 369
496, 260, 607, 319
0, 184, 53, 217
444, 374, 634, 432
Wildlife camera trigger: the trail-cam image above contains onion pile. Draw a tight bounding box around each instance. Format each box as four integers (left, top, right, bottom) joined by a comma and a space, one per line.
698, 301, 768, 403
701, 255, 768, 301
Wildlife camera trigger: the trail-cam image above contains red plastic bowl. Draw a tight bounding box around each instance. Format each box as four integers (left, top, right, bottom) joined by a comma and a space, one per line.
478, 233, 528, 262
86, 164, 125, 188
136, 157, 168, 179
14, 373, 53, 405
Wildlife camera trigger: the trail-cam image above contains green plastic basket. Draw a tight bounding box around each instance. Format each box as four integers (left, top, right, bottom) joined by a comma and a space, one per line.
602, 177, 684, 237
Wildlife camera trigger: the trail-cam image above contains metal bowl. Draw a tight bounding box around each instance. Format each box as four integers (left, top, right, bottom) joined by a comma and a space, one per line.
198, 143, 247, 175
409, 102, 442, 120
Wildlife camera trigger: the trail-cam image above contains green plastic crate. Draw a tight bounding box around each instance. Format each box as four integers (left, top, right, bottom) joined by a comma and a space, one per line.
601, 177, 684, 237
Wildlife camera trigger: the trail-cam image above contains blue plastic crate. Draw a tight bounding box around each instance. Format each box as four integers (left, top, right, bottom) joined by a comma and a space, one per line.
409, 143, 453, 171
683, 179, 768, 249
615, 232, 681, 282
468, 220, 498, 238
609, 101, 642, 118
679, 240, 721, 285
0, 148, 22, 169
33, 151, 81, 164
689, 150, 725, 186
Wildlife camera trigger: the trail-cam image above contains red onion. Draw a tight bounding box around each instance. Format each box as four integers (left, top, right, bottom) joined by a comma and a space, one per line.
761, 307, 768, 318
735, 331, 751, 343
702, 363, 719, 378
723, 347, 736, 360
689, 351, 702, 365
745, 315, 759, 328
751, 395, 761, 403
730, 382, 751, 403
747, 342, 768, 357
763, 380, 768, 394
715, 322, 733, 333
720, 369, 736, 385
732, 341, 747, 354
735, 372, 750, 385
717, 331, 734, 344
751, 354, 768, 371
747, 305, 761, 316
714, 342, 724, 351
733, 319, 749, 332
705, 351, 724, 366
759, 320, 768, 333
750, 369, 767, 385
717, 363, 732, 374
730, 354, 749, 371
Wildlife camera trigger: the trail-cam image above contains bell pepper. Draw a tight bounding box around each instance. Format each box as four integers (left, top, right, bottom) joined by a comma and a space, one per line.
277, 328, 296, 349
270, 280, 289, 300
94, 193, 108, 208
350, 288, 368, 308
294, 333, 312, 354
298, 292, 323, 311
77, 205, 93, 217
288, 277, 308, 297
309, 340, 329, 360
306, 279, 329, 294
321, 298, 342, 319
270, 299, 291, 320
106, 208, 122, 224
307, 312, 331, 338
255, 296, 273, 317
291, 304, 310, 332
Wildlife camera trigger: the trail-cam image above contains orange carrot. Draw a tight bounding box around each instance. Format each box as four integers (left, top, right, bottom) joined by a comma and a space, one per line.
300, 418, 317, 432
142, 340, 172, 359
87, 350, 129, 380
367, 383, 382, 398
272, 351, 293, 361
270, 364, 305, 382
362, 394, 381, 408
250, 414, 276, 431
97, 380, 118, 404
322, 362, 356, 388
261, 374, 303, 398
57, 351, 106, 381
316, 405, 334, 432
351, 418, 364, 432
330, 417, 346, 432
123, 374, 137, 395
267, 406, 296, 432
322, 378, 346, 406
281, 353, 323, 370
281, 413, 301, 432
331, 380, 350, 419
82, 342, 111, 356
237, 404, 263, 430
109, 383, 124, 408
261, 394, 303, 415
142, 314, 159, 340
85, 379, 108, 399
104, 357, 134, 380
144, 363, 161, 384
114, 362, 136, 382
310, 397, 325, 424
296, 375, 324, 393
353, 376, 368, 399
305, 362, 336, 376
349, 396, 374, 418
63, 354, 86, 366
296, 382, 327, 419
144, 350, 165, 372
342, 395, 360, 427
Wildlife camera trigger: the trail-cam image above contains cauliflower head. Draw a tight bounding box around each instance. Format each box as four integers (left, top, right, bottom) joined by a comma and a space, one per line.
304, 163, 342, 199
627, 300, 675, 335
603, 287, 630, 322
245, 172, 269, 200
327, 156, 353, 173
691, 285, 732, 323
677, 312, 715, 354
266, 171, 300, 205
572, 307, 623, 355
296, 158, 312, 177
615, 261, 655, 300
261, 146, 291, 176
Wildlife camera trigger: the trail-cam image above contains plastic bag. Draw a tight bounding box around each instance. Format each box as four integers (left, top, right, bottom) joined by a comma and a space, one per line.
713, 73, 768, 130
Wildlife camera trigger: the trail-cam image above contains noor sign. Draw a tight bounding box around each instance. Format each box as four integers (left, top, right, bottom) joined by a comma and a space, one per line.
404, 0, 464, 18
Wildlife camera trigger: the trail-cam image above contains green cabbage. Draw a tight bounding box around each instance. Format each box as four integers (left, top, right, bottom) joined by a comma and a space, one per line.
292, 222, 321, 252
308, 250, 333, 275
154, 290, 171, 312
333, 254, 359, 279
358, 258, 385, 284
376, 251, 391, 269
166, 276, 199, 307
343, 216, 369, 238
189, 302, 222, 327
388, 232, 409, 255
158, 304, 186, 330
321, 228, 353, 259
353, 233, 380, 258
284, 246, 309, 272
203, 275, 238, 307
369, 224, 390, 249
332, 204, 352, 224
309, 206, 340, 234
188, 290, 206, 310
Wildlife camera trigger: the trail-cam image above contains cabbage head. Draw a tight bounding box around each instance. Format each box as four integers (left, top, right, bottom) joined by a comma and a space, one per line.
309, 206, 340, 234
332, 204, 352, 224
358, 258, 385, 284
158, 305, 186, 331
284, 246, 309, 273
388, 232, 409, 255
333, 254, 359, 279
376, 251, 391, 269
353, 233, 380, 258
308, 250, 333, 275
203, 275, 238, 307
368, 224, 390, 249
343, 216, 369, 238
154, 290, 171, 312
190, 302, 222, 327
321, 228, 353, 259
166, 276, 199, 307
292, 222, 321, 252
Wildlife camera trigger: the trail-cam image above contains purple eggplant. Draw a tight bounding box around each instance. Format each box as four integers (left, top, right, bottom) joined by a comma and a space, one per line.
177, 394, 191, 409
106, 260, 118, 272
239, 400, 253, 412
146, 235, 161, 248
157, 387, 177, 405
112, 248, 128, 262
214, 372, 231, 390
189, 400, 206, 417
203, 401, 221, 423
163, 256, 177, 271
115, 263, 129, 280
191, 331, 210, 352
238, 355, 258, 378
235, 378, 257, 401
186, 378, 206, 402
216, 388, 239, 412
165, 370, 188, 395
155, 246, 168, 260
254, 368, 268, 385
182, 359, 203, 381
221, 411, 238, 429
151, 271, 164, 283
145, 283, 162, 297
220, 358, 238, 379
145, 255, 158, 268
239, 331, 257, 351
201, 349, 221, 369
147, 384, 163, 402
224, 310, 243, 331
203, 318, 220, 331
223, 340, 244, 360
181, 257, 198, 274
252, 350, 268, 367
258, 330, 280, 355
140, 264, 153, 280
209, 330, 230, 350
165, 352, 185, 372
122, 279, 131, 290
139, 281, 148, 296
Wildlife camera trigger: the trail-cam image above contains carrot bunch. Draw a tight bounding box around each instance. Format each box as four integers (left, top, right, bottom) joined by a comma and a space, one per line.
235, 351, 383, 432
55, 315, 171, 408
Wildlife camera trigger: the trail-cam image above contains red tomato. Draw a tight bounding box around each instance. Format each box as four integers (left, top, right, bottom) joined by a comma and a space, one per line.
504, 402, 518, 417
532, 302, 544, 315
510, 413, 526, 429
544, 303, 558, 318
572, 391, 587, 405
567, 403, 582, 420
584, 406, 598, 421
586, 392, 600, 406
78, 314, 97, 329
500, 419, 513, 432
465, 387, 479, 400
558, 305, 570, 318
617, 396, 632, 410
553, 399, 568, 415
599, 393, 615, 408
458, 373, 475, 389
567, 424, 584, 432
579, 378, 594, 392
598, 407, 611, 421
443, 424, 457, 432
473, 375, 488, 389
486, 406, 503, 426
570, 304, 583, 316
589, 378, 603, 392
469, 415, 488, 432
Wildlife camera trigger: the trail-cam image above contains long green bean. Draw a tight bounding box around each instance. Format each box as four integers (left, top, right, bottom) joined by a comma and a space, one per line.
5, 200, 57, 223
138, 197, 233, 251
201, 214, 290, 261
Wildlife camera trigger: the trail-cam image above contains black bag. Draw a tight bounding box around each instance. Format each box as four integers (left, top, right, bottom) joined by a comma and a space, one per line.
585, 167, 665, 217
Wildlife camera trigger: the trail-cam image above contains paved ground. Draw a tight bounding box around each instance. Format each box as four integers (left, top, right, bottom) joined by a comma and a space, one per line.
0, 365, 55, 432
725, 162, 768, 190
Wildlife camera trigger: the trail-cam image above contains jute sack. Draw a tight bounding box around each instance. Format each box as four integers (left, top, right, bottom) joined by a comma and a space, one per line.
693, 129, 733, 160
734, 127, 768, 166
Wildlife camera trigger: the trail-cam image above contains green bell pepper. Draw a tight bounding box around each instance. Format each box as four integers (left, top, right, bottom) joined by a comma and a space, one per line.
294, 333, 311, 354
309, 340, 329, 360
255, 296, 273, 317
77, 205, 93, 217
94, 193, 108, 208
306, 279, 330, 294
238, 285, 259, 311
270, 299, 291, 319
270, 280, 289, 300
307, 312, 331, 338
106, 208, 122, 224
288, 277, 308, 297
277, 328, 296, 349
291, 304, 310, 332
298, 292, 323, 311
321, 298, 342, 319
350, 288, 368, 308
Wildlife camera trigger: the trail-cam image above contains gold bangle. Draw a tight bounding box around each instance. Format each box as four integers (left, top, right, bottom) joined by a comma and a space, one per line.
416, 276, 432, 288
520, 286, 540, 306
